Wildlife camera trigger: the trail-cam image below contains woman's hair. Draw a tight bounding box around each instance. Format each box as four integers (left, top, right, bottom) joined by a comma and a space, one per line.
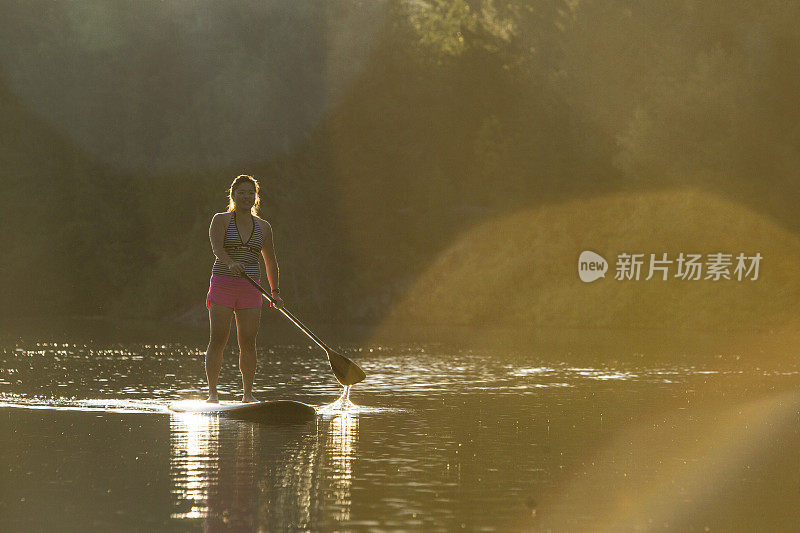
227, 174, 260, 215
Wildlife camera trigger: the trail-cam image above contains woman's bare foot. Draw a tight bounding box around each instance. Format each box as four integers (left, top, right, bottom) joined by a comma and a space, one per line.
206, 391, 219, 403
242, 394, 258, 403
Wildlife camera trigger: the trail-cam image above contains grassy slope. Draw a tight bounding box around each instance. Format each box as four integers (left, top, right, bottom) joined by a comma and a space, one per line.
381, 189, 800, 333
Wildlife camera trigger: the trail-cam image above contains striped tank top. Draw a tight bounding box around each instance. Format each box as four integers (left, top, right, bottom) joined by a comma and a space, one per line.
211, 212, 263, 279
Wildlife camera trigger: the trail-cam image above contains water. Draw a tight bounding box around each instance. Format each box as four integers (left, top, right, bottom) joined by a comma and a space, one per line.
2, 337, 800, 531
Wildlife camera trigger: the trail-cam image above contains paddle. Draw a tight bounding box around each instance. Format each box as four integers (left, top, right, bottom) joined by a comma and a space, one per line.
241, 273, 366, 386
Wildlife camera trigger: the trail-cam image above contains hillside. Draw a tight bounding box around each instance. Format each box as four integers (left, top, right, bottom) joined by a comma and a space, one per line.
381, 190, 800, 333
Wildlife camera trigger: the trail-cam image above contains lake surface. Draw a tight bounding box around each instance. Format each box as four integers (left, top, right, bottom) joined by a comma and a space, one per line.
2, 329, 800, 531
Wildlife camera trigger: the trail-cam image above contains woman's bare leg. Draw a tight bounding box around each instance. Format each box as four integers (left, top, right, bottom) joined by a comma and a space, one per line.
206, 304, 234, 402
235, 307, 261, 402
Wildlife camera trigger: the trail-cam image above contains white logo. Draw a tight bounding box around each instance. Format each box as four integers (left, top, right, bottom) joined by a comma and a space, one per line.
578, 251, 762, 282
578, 251, 608, 282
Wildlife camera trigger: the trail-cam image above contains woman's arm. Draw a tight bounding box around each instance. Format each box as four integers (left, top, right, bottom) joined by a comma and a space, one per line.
260, 219, 284, 307
260, 220, 280, 291
210, 213, 241, 274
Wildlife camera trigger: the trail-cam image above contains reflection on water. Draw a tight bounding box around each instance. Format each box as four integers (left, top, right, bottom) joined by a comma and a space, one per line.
4, 338, 800, 530
268, 424, 316, 530
325, 411, 359, 523
167, 390, 360, 530
169, 415, 319, 530
169, 413, 220, 520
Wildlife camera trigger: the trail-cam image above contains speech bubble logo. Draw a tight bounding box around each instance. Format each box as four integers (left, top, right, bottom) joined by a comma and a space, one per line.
578, 251, 608, 282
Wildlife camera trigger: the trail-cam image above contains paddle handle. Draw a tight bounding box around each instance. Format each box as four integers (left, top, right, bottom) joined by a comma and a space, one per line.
241, 273, 332, 355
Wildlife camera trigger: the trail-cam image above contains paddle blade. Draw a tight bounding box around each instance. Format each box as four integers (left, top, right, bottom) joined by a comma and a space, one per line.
328, 350, 366, 386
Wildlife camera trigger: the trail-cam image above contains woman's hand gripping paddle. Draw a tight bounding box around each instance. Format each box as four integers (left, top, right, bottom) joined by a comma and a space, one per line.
242, 273, 366, 386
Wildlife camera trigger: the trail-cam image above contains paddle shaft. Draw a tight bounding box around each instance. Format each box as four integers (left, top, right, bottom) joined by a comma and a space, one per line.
241, 273, 333, 356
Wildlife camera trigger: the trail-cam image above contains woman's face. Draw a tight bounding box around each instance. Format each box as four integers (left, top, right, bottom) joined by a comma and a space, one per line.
232, 182, 256, 209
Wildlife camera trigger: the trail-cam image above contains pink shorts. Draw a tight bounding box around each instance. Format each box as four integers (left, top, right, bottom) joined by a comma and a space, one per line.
206, 275, 262, 310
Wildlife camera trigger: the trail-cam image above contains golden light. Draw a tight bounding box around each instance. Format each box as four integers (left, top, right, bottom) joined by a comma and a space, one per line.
169, 412, 220, 520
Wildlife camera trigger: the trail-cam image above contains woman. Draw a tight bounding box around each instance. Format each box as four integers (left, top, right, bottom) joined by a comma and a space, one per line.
204, 174, 284, 403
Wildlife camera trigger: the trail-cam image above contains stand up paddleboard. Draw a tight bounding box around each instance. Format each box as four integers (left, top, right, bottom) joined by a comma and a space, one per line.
168, 400, 316, 423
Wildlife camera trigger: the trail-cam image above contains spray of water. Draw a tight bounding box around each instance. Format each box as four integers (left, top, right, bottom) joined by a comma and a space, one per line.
320, 386, 357, 413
